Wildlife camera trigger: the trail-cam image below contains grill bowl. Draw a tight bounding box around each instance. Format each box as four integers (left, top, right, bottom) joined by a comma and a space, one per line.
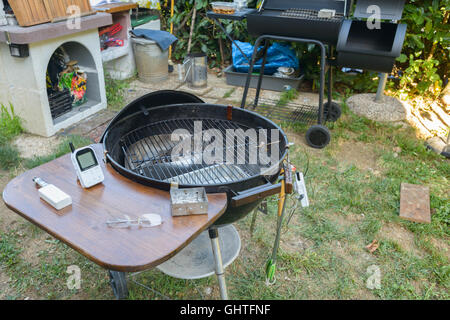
102, 103, 289, 226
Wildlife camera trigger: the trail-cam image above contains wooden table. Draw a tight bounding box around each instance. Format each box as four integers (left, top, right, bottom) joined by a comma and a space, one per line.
2, 144, 228, 273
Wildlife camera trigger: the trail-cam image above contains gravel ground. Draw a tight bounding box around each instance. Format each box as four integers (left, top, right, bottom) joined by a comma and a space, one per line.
12, 134, 62, 159
347, 93, 406, 122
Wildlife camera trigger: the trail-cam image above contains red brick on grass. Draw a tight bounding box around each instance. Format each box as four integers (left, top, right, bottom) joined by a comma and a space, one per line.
399, 183, 431, 224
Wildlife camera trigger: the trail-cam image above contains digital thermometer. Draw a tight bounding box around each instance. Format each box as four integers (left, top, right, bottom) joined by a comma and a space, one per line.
70, 143, 104, 188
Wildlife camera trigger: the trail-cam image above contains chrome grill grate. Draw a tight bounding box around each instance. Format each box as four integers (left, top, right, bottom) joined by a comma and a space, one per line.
280, 8, 344, 22
167, 164, 250, 185
119, 118, 280, 186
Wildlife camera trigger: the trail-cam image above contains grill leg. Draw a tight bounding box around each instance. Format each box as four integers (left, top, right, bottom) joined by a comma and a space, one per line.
317, 42, 326, 125
254, 40, 270, 108
209, 228, 229, 300
241, 36, 266, 109
375, 73, 388, 102
327, 46, 333, 107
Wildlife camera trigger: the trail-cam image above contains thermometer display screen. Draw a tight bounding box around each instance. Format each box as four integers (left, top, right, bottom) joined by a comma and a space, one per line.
76, 149, 98, 171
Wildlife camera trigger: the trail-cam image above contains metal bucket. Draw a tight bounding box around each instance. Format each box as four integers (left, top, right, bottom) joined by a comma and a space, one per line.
184, 53, 207, 88
132, 37, 168, 83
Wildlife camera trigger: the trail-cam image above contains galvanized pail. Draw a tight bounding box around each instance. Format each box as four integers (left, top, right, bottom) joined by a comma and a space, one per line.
132, 37, 168, 83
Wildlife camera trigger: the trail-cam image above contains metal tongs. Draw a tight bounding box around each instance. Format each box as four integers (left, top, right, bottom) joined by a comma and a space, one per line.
257, 0, 266, 12
265, 160, 292, 285
106, 214, 162, 229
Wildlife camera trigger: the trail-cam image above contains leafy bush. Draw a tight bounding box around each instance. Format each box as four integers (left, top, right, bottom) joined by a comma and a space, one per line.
163, 0, 255, 67
395, 0, 449, 98
0, 104, 23, 142
104, 71, 132, 109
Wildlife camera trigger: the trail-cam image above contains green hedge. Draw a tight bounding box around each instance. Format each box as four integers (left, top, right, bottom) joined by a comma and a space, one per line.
162, 0, 449, 98
395, 0, 449, 98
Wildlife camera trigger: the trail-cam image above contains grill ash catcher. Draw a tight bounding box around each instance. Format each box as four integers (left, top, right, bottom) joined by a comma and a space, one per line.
208, 0, 407, 149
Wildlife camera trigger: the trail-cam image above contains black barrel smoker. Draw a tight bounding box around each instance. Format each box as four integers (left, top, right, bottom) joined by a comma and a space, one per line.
241, 0, 407, 148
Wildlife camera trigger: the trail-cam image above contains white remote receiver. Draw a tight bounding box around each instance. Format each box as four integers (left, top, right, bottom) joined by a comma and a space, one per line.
70, 143, 104, 188
294, 171, 309, 208
33, 177, 72, 210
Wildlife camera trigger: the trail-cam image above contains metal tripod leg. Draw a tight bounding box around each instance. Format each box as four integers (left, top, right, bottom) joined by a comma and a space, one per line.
209, 228, 229, 300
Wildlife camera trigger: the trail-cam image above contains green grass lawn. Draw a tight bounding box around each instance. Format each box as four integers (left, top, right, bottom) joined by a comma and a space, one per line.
0, 101, 448, 300
0, 104, 23, 171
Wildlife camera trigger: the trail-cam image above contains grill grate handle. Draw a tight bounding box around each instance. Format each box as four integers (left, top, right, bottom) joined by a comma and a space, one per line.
231, 182, 281, 207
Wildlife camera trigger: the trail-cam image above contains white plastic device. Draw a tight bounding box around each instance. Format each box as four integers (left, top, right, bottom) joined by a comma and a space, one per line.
33, 177, 72, 210
70, 143, 104, 188
294, 172, 309, 208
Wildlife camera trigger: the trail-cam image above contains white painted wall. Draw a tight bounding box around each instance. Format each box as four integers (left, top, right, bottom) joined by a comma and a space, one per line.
0, 1, 6, 26
0, 29, 107, 137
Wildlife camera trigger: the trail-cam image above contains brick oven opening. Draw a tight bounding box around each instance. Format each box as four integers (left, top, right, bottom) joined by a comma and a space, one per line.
46, 41, 101, 125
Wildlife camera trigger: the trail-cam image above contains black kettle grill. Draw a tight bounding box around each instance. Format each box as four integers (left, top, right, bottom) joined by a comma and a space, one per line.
101, 90, 289, 227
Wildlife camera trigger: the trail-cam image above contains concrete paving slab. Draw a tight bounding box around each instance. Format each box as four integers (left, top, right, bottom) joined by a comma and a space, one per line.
129, 72, 183, 92
201, 98, 220, 104
177, 84, 213, 96
202, 73, 284, 105
123, 88, 152, 105
61, 109, 116, 138
88, 122, 110, 143
224, 87, 278, 106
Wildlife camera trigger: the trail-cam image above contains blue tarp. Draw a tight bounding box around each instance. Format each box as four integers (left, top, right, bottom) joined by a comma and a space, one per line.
232, 41, 299, 75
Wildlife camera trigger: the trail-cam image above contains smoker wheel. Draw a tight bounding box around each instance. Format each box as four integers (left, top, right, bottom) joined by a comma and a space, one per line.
324, 102, 342, 122
306, 125, 331, 149
108, 271, 128, 300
